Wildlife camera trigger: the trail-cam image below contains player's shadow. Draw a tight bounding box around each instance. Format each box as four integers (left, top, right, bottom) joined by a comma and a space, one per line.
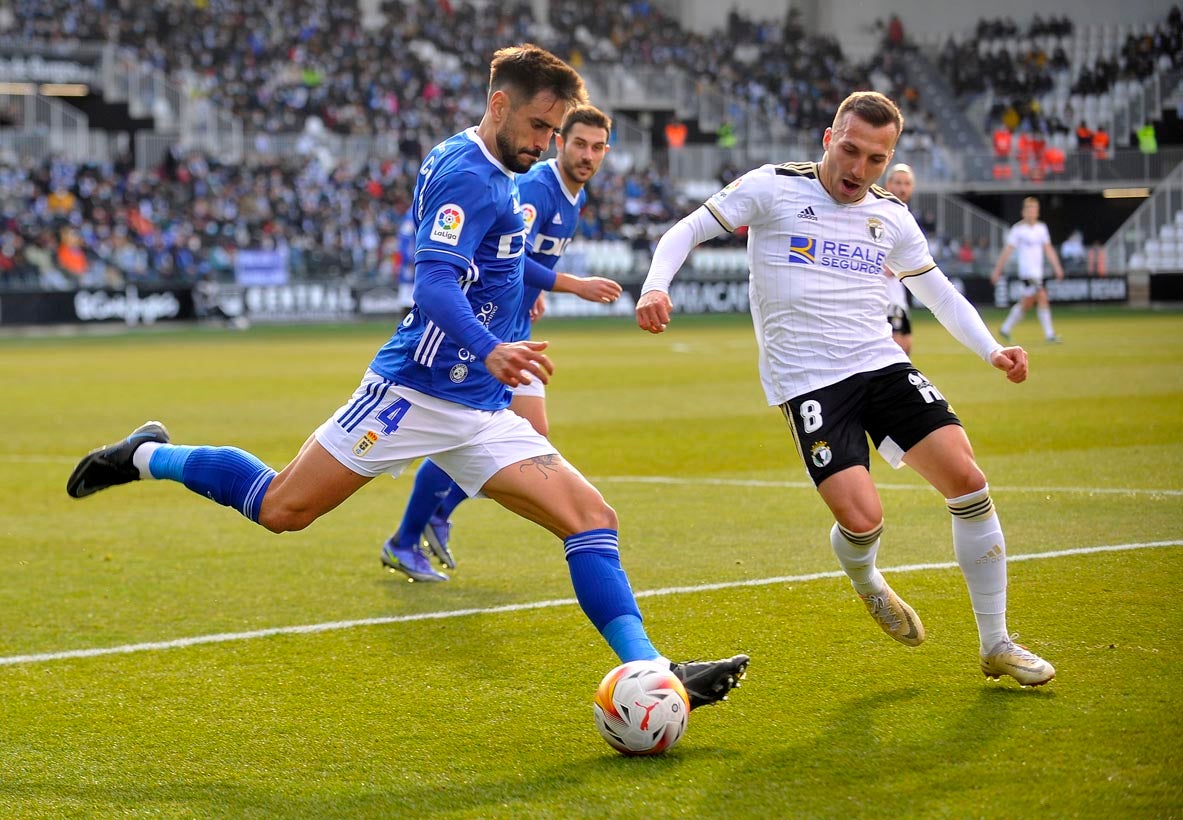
712, 680, 1052, 817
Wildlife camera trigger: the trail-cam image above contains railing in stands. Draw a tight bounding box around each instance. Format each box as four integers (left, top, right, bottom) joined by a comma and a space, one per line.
102, 47, 243, 170
912, 192, 1009, 262
1105, 160, 1183, 272
0, 92, 108, 162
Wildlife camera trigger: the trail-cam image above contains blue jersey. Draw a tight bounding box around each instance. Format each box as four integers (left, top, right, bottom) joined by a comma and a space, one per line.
370, 129, 529, 410
396, 211, 415, 288
514, 159, 586, 341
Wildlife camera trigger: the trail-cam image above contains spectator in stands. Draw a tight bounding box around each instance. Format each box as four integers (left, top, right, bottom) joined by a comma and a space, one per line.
885, 14, 905, 50
1087, 240, 1108, 276
1091, 127, 1110, 159
0, 232, 26, 288
1060, 229, 1087, 273
956, 237, 976, 274
56, 228, 90, 284
25, 230, 69, 290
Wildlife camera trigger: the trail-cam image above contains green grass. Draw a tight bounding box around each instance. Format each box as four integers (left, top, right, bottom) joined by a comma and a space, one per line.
1, 308, 1181, 818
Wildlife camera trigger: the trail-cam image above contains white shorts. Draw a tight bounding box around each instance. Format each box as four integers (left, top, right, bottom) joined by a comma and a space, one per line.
512, 376, 546, 400
314, 370, 557, 496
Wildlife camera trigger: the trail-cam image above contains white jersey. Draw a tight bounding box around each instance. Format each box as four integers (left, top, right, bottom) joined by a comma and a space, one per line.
704, 162, 934, 403
1005, 220, 1052, 281
884, 272, 909, 315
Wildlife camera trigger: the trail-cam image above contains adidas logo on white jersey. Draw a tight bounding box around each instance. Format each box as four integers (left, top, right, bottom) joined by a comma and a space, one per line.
797, 206, 818, 222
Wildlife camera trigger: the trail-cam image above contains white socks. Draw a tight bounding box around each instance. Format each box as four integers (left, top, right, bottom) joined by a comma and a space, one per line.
948, 486, 1009, 652
1000, 305, 1056, 341
132, 442, 162, 480
1037, 307, 1056, 339
830, 521, 885, 596
1000, 303, 1024, 335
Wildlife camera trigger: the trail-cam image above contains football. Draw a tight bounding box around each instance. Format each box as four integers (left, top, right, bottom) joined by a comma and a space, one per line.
593, 660, 690, 755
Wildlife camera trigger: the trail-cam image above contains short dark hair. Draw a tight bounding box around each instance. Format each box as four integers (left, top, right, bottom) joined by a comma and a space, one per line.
833, 91, 904, 139
488, 44, 587, 110
560, 104, 612, 140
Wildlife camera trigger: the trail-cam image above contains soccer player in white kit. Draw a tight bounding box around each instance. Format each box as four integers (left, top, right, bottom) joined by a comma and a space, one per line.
882, 163, 915, 354
637, 91, 1055, 687
990, 197, 1066, 343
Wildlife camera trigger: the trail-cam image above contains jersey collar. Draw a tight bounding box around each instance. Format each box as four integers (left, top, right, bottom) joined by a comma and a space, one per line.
464, 127, 514, 178
546, 159, 581, 206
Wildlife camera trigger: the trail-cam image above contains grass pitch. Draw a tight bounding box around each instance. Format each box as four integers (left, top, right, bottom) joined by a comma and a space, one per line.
1, 308, 1180, 818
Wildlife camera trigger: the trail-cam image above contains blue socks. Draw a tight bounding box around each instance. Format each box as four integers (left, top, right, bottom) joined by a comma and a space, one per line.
396, 459, 458, 548
564, 529, 660, 663
436, 482, 469, 521
148, 444, 276, 523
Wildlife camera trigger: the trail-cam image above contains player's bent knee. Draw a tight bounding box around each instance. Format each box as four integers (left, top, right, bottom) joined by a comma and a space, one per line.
257, 504, 317, 533
563, 497, 618, 538
835, 510, 884, 535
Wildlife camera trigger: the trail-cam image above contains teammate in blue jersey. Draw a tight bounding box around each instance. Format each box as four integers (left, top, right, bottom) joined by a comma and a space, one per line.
388, 105, 618, 578
65, 45, 748, 710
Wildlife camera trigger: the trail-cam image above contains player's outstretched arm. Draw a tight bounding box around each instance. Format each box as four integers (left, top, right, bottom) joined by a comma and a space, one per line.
553, 273, 621, 303
903, 267, 1017, 373
485, 340, 553, 388
989, 346, 1029, 383
637, 206, 725, 334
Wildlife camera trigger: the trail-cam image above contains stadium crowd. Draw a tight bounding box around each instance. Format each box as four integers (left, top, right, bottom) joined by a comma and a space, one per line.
1, 3, 1178, 290
939, 6, 1182, 137
0, 146, 698, 289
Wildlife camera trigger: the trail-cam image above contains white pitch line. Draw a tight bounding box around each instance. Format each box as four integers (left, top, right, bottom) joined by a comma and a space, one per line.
4, 454, 1180, 496
594, 475, 1183, 497
0, 540, 1179, 668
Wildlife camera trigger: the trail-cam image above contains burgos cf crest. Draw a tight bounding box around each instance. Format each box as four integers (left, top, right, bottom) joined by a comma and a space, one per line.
866, 217, 885, 242
810, 440, 832, 468
430, 203, 464, 246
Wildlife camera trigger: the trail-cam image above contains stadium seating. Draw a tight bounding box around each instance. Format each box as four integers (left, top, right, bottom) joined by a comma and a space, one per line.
0, 3, 1178, 291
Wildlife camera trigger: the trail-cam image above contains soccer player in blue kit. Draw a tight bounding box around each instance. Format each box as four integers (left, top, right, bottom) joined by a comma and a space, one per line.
384, 104, 619, 581
66, 45, 748, 709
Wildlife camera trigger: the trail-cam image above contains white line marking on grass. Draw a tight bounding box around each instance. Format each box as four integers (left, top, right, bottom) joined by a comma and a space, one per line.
594, 475, 1183, 497
1, 540, 1179, 668
9, 456, 1180, 496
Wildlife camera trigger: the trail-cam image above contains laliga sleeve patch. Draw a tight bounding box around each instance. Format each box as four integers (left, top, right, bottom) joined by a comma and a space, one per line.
430, 203, 465, 246
521, 203, 538, 232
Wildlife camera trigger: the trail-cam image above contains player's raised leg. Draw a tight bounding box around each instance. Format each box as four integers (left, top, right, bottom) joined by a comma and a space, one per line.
67, 422, 371, 534
480, 453, 748, 708
903, 424, 1055, 686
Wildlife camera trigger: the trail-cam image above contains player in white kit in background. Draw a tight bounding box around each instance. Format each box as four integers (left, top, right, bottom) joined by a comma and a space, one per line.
882, 163, 916, 354
990, 196, 1066, 343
